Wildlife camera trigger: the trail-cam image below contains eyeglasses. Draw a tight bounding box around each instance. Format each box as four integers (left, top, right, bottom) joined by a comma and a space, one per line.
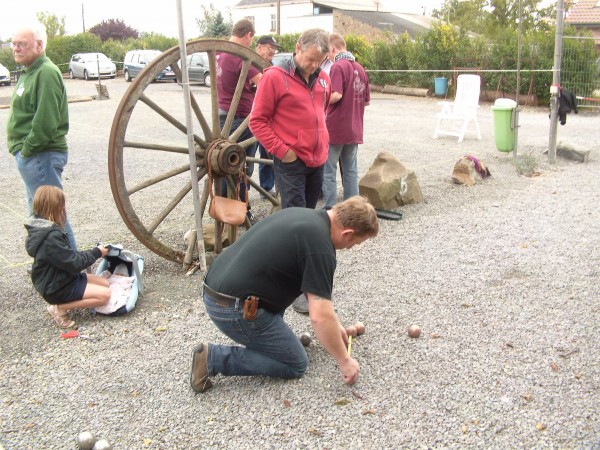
10, 41, 33, 50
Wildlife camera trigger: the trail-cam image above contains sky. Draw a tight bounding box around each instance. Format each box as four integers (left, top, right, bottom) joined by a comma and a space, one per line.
0, 0, 445, 41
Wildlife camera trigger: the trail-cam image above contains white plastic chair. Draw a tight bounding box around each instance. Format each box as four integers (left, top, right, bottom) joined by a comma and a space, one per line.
433, 74, 482, 143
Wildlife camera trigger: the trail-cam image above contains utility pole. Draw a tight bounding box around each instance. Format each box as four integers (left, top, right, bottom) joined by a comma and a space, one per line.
548, 0, 565, 164
82, 3, 86, 33
276, 0, 281, 35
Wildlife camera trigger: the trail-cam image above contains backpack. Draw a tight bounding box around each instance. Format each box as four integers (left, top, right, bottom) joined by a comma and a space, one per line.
94, 245, 144, 316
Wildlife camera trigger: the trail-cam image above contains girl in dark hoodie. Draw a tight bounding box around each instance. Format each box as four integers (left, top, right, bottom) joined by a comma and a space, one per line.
25, 185, 111, 328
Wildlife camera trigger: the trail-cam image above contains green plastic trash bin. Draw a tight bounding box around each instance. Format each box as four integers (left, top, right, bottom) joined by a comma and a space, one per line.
491, 98, 517, 152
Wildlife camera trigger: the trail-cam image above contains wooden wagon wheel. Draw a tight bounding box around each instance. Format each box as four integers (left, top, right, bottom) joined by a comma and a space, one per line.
108, 39, 277, 265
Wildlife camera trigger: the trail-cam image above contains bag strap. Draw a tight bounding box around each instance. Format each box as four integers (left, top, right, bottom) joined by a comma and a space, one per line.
205, 146, 248, 207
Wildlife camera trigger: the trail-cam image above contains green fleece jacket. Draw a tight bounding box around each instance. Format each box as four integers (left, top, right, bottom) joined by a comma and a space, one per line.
6, 54, 69, 157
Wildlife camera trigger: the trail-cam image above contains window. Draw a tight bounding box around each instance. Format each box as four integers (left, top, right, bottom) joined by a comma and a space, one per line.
270, 14, 276, 32
313, 5, 332, 15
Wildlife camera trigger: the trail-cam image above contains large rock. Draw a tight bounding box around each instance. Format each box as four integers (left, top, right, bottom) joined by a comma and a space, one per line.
452, 155, 491, 186
359, 152, 423, 208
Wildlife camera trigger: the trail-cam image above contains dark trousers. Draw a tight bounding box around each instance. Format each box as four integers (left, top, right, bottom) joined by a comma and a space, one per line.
274, 157, 324, 209
258, 143, 274, 192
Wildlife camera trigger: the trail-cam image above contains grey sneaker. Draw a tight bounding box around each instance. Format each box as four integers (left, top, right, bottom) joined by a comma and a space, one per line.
190, 343, 213, 393
292, 295, 309, 314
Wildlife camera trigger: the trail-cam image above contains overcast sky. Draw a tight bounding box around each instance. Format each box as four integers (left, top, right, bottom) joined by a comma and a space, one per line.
0, 0, 445, 41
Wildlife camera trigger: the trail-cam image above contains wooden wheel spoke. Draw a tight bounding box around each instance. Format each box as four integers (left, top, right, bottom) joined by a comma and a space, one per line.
123, 141, 195, 156
128, 165, 207, 196
139, 94, 207, 148
207, 51, 220, 138
222, 59, 253, 138
228, 115, 251, 143
147, 168, 205, 234
189, 93, 213, 142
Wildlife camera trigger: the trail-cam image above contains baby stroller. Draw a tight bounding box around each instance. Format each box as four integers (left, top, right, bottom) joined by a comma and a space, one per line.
94, 244, 144, 316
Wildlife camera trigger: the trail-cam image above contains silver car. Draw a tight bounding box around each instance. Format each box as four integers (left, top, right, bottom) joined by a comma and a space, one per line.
186, 52, 211, 86
0, 63, 10, 86
68, 53, 117, 80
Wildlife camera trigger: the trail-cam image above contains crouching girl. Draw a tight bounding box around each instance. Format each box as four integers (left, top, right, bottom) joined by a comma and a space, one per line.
25, 185, 111, 328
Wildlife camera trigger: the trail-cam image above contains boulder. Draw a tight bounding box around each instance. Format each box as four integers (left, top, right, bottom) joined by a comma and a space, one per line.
359, 152, 423, 208
452, 155, 491, 186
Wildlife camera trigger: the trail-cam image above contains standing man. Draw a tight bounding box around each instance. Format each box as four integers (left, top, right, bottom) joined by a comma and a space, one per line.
250, 28, 331, 210
190, 196, 379, 393
323, 33, 370, 210
254, 36, 282, 198
217, 19, 262, 223
7, 24, 77, 251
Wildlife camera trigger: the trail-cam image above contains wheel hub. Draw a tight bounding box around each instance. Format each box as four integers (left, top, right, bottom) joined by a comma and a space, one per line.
205, 139, 245, 176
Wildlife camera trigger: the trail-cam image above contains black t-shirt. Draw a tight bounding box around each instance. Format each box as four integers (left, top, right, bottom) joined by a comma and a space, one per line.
205, 208, 336, 312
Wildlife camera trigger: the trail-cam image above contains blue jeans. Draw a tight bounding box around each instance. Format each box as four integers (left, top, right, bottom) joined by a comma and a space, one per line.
274, 157, 324, 209
257, 143, 274, 192
323, 143, 359, 209
15, 151, 77, 251
219, 115, 257, 203
203, 293, 308, 378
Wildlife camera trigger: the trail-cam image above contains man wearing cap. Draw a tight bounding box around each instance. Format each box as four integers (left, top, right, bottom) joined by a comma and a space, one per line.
254, 36, 282, 199
217, 19, 262, 223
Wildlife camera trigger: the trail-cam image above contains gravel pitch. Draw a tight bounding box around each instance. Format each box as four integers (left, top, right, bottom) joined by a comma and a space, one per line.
0, 79, 599, 449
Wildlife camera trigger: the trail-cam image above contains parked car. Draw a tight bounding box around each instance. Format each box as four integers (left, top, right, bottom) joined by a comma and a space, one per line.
271, 52, 293, 67
123, 49, 176, 82
68, 53, 116, 80
0, 63, 11, 86
186, 52, 211, 86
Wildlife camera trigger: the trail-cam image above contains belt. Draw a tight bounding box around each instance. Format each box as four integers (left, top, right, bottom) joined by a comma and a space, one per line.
202, 283, 240, 305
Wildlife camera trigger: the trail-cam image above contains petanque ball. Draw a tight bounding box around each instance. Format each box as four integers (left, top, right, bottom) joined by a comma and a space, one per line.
77, 431, 96, 450
299, 332, 312, 347
92, 439, 113, 450
407, 324, 422, 338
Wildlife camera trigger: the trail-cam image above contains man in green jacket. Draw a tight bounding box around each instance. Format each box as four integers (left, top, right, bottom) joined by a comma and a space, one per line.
7, 23, 77, 250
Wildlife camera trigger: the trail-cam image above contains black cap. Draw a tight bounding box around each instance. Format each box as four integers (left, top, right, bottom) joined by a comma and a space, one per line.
257, 35, 283, 49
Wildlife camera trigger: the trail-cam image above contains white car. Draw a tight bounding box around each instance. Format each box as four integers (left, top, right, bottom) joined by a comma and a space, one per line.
0, 63, 10, 86
68, 53, 116, 80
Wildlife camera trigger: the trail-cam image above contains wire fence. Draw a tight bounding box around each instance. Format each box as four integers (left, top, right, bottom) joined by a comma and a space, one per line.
562, 36, 600, 110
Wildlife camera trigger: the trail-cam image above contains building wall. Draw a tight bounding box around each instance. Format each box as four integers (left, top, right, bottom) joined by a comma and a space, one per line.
233, 2, 333, 35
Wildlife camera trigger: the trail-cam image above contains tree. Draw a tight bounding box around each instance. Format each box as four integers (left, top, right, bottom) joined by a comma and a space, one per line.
196, 3, 232, 38
432, 0, 573, 35
36, 11, 67, 39
89, 19, 139, 42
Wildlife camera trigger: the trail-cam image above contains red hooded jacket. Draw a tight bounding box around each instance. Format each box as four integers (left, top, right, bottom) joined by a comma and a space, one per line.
250, 61, 331, 168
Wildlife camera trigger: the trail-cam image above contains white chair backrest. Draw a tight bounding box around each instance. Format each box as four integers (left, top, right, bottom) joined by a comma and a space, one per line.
453, 74, 481, 115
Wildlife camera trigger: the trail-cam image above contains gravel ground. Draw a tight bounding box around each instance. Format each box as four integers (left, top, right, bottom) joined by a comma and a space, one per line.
0, 78, 599, 449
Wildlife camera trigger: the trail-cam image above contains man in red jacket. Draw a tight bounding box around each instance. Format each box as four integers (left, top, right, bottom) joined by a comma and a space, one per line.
250, 28, 331, 210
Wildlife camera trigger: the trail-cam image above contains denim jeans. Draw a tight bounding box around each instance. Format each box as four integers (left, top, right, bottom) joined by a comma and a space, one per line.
204, 293, 308, 378
322, 143, 359, 209
15, 151, 77, 251
257, 143, 274, 192
219, 115, 257, 203
273, 157, 324, 209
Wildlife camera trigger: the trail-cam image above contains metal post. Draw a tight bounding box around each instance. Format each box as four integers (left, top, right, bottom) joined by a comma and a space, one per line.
513, 0, 523, 159
548, 0, 565, 164
276, 0, 281, 35
176, 0, 207, 273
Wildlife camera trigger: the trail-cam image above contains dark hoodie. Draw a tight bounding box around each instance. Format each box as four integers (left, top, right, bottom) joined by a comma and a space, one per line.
25, 217, 101, 303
